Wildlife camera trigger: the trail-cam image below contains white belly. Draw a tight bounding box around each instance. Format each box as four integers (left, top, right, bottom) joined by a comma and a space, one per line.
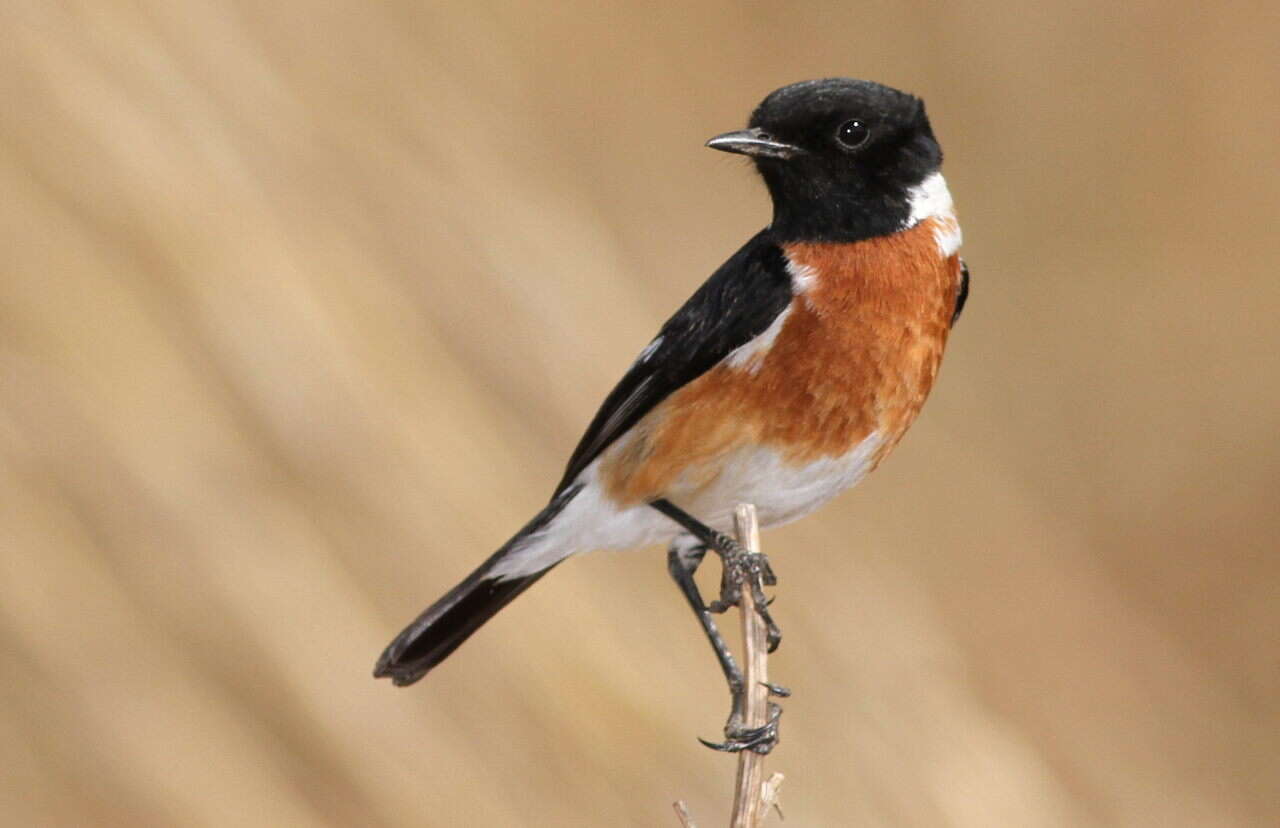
489, 432, 883, 579
681, 431, 885, 529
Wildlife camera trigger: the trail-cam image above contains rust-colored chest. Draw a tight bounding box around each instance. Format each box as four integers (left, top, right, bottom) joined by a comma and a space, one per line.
600, 218, 961, 504
772, 218, 961, 460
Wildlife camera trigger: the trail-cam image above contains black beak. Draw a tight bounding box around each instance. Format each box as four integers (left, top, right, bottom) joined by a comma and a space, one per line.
705, 127, 803, 160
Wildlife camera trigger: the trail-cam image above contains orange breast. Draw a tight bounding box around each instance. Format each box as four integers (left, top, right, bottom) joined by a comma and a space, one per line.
601, 218, 962, 505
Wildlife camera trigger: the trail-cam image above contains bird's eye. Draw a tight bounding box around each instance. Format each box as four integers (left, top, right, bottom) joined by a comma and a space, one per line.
836, 119, 870, 149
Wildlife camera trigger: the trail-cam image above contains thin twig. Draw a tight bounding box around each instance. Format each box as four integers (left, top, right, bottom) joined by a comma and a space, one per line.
729, 503, 771, 828
672, 800, 698, 828
760, 772, 786, 822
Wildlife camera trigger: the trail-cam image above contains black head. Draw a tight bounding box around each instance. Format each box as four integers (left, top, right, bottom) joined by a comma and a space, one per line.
707, 78, 942, 242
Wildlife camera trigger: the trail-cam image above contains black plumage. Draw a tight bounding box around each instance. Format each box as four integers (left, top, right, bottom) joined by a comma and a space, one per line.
952, 260, 970, 326
556, 231, 793, 495
374, 483, 583, 686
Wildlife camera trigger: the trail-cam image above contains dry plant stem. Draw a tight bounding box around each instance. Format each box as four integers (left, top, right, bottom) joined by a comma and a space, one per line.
730, 503, 770, 828
672, 503, 779, 827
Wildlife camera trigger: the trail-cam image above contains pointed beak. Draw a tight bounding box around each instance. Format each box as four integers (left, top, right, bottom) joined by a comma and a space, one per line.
705, 127, 803, 160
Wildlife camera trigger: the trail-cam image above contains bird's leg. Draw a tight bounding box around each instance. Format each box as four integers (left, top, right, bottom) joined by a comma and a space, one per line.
651, 499, 783, 651
652, 499, 788, 753
666, 540, 745, 726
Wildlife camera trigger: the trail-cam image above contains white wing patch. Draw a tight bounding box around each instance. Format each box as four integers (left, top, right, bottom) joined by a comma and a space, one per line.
722, 253, 820, 373
904, 172, 963, 257
723, 304, 793, 372
786, 258, 818, 295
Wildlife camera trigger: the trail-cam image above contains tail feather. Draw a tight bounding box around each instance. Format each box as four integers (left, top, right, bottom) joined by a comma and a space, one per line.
373, 484, 583, 686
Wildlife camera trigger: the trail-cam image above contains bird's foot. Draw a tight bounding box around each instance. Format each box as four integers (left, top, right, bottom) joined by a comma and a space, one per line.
705, 533, 782, 652
698, 701, 783, 754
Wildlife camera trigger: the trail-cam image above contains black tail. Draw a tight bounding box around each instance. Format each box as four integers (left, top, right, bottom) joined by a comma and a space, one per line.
373, 484, 582, 686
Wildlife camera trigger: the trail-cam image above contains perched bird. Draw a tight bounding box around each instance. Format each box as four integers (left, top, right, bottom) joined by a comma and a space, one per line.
375, 78, 968, 752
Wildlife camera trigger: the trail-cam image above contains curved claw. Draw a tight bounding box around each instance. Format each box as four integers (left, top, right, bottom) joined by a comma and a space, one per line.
754, 592, 782, 652
697, 726, 774, 754
697, 734, 739, 752
759, 556, 777, 587
698, 703, 783, 754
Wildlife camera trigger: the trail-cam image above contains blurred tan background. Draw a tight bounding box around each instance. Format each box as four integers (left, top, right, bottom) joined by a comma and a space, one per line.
2, 1, 1278, 825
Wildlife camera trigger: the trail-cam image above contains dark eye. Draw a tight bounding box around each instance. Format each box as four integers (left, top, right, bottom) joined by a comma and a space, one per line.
836, 119, 870, 149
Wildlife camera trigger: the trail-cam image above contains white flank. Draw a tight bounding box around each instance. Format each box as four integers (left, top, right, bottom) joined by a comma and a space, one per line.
904, 172, 963, 257
490, 431, 886, 580
488, 462, 676, 580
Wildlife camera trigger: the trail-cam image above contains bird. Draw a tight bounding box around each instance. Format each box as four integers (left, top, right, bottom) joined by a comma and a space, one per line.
374, 78, 968, 752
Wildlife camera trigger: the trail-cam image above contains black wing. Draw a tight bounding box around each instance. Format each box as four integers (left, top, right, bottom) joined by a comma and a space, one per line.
554, 229, 793, 495
951, 259, 970, 326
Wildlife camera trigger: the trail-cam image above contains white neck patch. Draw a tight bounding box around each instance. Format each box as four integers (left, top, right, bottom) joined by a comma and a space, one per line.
904, 172, 963, 257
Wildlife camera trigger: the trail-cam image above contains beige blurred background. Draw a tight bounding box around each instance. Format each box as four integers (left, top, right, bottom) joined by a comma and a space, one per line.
2, 1, 1278, 825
